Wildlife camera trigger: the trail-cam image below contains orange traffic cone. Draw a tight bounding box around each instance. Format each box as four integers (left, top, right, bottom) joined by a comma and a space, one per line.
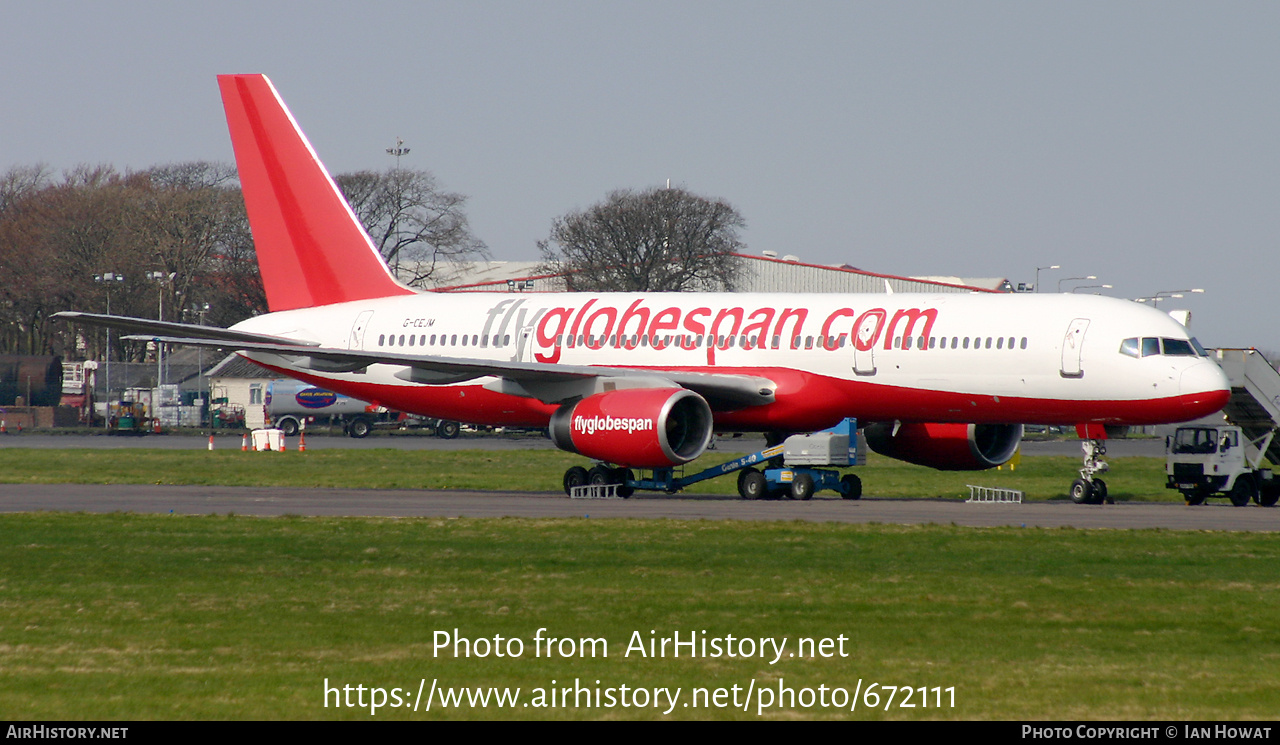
241, 434, 249, 451
298, 432, 306, 452
207, 434, 214, 450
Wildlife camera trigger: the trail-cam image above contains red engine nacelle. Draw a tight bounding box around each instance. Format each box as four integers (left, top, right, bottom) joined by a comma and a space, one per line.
863, 422, 1023, 471
548, 388, 714, 468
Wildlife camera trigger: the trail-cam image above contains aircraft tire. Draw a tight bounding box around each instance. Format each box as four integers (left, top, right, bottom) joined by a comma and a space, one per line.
1069, 479, 1093, 505
614, 468, 635, 498
1092, 478, 1109, 504
563, 466, 589, 496
588, 465, 613, 486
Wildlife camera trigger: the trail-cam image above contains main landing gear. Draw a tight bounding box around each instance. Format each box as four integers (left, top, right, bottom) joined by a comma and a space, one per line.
1070, 438, 1111, 505
563, 465, 634, 498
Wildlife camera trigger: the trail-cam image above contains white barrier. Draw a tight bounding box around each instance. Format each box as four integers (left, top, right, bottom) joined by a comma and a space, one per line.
965, 485, 1023, 503
570, 484, 621, 499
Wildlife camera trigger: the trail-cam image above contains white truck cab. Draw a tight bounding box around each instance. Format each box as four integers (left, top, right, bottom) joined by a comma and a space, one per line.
1166, 425, 1279, 506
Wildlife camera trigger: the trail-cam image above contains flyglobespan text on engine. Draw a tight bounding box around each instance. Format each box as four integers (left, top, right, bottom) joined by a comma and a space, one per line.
573, 415, 655, 435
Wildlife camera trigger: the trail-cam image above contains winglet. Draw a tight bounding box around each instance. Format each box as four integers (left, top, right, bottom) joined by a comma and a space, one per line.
218, 74, 415, 311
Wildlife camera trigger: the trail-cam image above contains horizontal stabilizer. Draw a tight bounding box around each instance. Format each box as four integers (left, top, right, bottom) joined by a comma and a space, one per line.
53, 312, 320, 347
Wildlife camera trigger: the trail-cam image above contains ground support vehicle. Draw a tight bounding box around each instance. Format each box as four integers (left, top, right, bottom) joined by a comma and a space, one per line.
1166, 349, 1280, 507
563, 419, 864, 500
1166, 424, 1279, 506
265, 379, 460, 438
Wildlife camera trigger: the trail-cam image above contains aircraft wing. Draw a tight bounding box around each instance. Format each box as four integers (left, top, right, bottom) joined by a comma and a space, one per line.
58, 311, 775, 408
109, 331, 776, 410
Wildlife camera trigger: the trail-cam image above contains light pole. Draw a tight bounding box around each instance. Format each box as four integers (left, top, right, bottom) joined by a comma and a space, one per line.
1071, 284, 1113, 294
1058, 275, 1097, 293
1135, 288, 1205, 308
386, 137, 410, 171
146, 271, 175, 402
184, 303, 210, 425
93, 272, 124, 427
1035, 265, 1060, 293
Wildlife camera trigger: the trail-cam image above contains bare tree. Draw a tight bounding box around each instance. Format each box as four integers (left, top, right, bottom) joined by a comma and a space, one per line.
335, 168, 487, 286
538, 186, 746, 292
0, 162, 267, 358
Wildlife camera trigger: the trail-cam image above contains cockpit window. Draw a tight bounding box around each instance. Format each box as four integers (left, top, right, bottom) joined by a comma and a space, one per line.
1172, 428, 1218, 455
1141, 337, 1161, 357
1162, 338, 1196, 356
1190, 337, 1208, 357
1119, 338, 1140, 358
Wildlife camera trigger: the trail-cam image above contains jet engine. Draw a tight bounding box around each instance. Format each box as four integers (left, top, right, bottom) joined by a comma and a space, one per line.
548, 388, 714, 468
863, 422, 1024, 471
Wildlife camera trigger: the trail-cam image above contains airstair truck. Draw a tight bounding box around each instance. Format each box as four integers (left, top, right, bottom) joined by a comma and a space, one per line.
1166, 349, 1280, 506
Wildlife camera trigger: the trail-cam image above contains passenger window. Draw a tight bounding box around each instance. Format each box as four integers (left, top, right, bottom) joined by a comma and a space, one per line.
985, 337, 992, 349
378, 334, 385, 346
963, 337, 970, 349
1020, 337, 1027, 350
997, 337, 1004, 350
1141, 337, 1160, 357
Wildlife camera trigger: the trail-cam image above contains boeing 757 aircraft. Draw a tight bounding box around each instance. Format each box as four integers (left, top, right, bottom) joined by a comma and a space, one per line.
57, 74, 1231, 503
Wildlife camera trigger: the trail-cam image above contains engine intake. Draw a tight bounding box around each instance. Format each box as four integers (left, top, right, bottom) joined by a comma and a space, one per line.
863, 422, 1023, 471
549, 388, 714, 467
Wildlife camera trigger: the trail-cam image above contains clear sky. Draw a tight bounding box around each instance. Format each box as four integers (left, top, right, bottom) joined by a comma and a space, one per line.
3, 1, 1277, 348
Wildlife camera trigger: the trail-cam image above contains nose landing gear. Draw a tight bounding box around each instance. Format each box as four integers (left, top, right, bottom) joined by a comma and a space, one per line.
1070, 438, 1111, 504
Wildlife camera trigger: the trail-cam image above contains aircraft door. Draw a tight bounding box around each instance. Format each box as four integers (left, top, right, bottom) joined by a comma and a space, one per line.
349, 310, 374, 349
516, 326, 535, 363
1060, 318, 1090, 378
853, 314, 879, 375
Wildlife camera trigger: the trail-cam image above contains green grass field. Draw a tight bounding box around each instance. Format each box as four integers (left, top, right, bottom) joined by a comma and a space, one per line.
0, 446, 1270, 719
0, 446, 1176, 501
1, 512, 1278, 720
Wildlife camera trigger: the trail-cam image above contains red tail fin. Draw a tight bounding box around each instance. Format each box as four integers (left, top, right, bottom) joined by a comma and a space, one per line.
218, 74, 414, 312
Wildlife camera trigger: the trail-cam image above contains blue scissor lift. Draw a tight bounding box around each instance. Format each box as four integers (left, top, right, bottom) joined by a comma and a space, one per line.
619, 418, 863, 500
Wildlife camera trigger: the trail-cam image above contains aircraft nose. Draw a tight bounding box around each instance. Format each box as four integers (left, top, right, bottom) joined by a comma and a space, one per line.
1179, 361, 1231, 417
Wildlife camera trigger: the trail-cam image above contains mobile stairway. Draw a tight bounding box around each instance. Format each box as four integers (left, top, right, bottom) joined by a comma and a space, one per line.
1213, 349, 1280, 465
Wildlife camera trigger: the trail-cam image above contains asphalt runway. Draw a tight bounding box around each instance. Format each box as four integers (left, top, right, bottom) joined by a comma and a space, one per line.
2, 432, 1244, 531
1, 482, 1274, 532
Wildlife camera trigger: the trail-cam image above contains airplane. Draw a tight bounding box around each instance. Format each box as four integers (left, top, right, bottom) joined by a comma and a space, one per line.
56, 74, 1231, 504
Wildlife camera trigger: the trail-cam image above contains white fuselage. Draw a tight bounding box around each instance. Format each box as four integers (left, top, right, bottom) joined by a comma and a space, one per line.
231, 290, 1230, 432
